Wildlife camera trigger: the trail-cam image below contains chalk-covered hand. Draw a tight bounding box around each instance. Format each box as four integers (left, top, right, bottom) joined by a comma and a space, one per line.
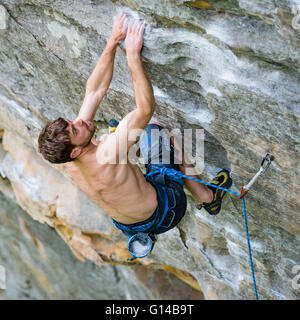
110, 12, 129, 42
124, 19, 145, 57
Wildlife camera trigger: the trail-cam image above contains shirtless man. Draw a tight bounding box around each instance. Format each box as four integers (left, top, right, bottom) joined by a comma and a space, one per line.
38, 13, 231, 244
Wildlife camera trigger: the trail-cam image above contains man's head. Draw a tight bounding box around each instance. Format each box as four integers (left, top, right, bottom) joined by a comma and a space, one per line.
38, 117, 95, 163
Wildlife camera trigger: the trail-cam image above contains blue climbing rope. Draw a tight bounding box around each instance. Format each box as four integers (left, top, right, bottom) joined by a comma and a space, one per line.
242, 197, 259, 300
150, 165, 259, 300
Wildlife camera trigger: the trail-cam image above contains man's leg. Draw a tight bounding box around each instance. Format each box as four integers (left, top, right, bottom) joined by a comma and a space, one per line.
169, 134, 233, 215
139, 123, 176, 170
139, 125, 213, 203
139, 123, 212, 203
169, 135, 214, 204
136, 122, 161, 158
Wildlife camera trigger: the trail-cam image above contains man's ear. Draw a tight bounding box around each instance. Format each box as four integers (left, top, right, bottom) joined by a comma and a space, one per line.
70, 147, 82, 159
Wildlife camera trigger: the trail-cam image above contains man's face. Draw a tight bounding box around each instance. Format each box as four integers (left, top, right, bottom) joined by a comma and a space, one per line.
65, 118, 95, 149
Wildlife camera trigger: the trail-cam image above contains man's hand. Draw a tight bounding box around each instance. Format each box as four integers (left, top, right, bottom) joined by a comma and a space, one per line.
110, 12, 129, 43
124, 19, 145, 57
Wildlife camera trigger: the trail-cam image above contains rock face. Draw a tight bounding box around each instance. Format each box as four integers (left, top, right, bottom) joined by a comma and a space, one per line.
0, 0, 299, 300
0, 191, 203, 299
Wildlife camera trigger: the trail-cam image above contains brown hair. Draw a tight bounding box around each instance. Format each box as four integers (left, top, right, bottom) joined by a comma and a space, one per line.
38, 117, 75, 164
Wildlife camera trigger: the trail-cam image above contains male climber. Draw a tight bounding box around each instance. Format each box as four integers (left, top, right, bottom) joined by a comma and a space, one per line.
38, 13, 232, 239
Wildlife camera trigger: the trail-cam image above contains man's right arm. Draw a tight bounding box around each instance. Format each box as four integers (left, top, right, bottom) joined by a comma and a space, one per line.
117, 19, 156, 138
127, 54, 156, 118
112, 54, 155, 151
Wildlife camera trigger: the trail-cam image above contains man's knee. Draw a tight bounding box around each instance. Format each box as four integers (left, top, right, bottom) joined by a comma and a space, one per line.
145, 123, 164, 131
148, 121, 165, 127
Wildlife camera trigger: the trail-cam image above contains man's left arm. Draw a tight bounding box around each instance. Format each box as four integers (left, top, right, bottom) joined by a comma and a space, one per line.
76, 13, 129, 122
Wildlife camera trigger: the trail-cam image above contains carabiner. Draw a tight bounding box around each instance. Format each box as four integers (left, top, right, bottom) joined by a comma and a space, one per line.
260, 153, 275, 175
0, 165, 6, 179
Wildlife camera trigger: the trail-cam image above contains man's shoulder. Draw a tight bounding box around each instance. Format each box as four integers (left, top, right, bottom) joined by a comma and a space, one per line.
96, 133, 128, 165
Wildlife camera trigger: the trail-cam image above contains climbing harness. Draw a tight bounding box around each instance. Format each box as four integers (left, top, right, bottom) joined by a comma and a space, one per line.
147, 153, 274, 300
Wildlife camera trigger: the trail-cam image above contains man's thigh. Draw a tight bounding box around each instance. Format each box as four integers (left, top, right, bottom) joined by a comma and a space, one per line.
139, 123, 178, 169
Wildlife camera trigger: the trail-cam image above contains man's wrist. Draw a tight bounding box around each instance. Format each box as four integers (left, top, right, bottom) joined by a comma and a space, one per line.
127, 53, 141, 64
127, 55, 142, 73
108, 36, 120, 47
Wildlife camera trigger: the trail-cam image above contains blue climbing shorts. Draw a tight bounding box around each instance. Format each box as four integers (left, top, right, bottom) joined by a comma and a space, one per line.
112, 124, 187, 236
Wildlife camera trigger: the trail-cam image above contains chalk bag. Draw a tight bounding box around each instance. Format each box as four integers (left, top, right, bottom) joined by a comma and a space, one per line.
127, 232, 154, 260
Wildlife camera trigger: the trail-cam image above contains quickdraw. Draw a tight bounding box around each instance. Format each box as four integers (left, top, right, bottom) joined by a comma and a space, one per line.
239, 153, 275, 199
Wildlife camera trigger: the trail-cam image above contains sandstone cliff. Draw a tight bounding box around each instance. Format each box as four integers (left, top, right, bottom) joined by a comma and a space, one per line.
0, 0, 299, 299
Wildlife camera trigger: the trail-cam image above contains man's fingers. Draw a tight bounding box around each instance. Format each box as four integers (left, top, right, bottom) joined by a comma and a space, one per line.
120, 13, 129, 22
117, 12, 129, 23
130, 20, 137, 33
134, 21, 143, 34
138, 21, 145, 35
127, 20, 132, 33
123, 17, 129, 29
126, 19, 145, 37
127, 19, 134, 33
116, 12, 123, 21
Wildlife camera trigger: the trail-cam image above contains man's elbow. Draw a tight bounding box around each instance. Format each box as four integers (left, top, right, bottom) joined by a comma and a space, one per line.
85, 87, 107, 103
85, 81, 108, 97
85, 79, 95, 94
142, 102, 156, 117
